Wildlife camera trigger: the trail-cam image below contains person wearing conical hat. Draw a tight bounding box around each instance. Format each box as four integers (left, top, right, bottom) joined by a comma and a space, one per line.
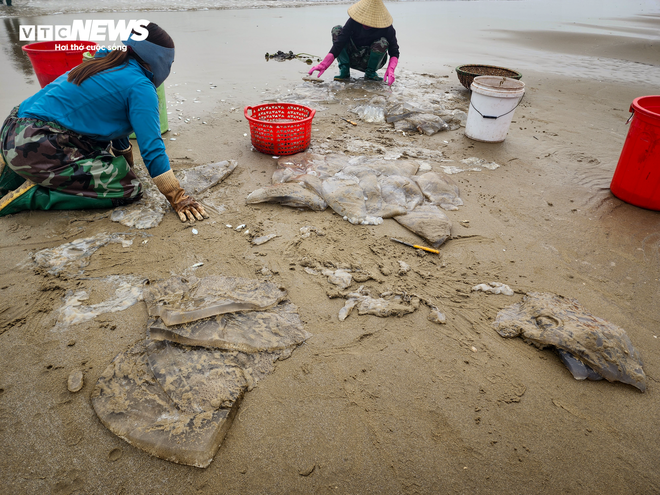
308, 0, 399, 85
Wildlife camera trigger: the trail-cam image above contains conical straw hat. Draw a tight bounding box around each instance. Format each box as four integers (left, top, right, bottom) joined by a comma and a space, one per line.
347, 0, 393, 29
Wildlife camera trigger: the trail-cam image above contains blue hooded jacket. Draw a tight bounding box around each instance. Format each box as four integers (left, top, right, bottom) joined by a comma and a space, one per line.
17, 50, 169, 178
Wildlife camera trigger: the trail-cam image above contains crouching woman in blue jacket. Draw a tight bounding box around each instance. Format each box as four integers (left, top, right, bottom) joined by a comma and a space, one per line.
0, 22, 207, 222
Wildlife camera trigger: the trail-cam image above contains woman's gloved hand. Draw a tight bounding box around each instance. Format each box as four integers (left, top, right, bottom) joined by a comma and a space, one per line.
384, 56, 398, 86
308, 53, 335, 78
152, 170, 208, 222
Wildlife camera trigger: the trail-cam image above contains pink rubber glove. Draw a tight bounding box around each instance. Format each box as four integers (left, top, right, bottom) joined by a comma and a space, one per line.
308, 53, 335, 78
384, 56, 398, 86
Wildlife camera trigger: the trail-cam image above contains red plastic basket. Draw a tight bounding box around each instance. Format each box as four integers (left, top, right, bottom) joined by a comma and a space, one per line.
244, 103, 316, 155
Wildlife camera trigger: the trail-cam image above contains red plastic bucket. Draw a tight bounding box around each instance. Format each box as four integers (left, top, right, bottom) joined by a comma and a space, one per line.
610, 96, 660, 210
22, 41, 98, 88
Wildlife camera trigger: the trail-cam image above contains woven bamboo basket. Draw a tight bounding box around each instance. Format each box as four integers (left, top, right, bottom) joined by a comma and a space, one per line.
456, 64, 522, 90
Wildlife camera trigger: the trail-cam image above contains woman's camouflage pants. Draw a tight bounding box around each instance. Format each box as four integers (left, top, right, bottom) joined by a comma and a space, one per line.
0, 107, 142, 204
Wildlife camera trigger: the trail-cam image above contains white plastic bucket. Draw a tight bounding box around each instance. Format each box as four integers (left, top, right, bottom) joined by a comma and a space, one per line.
465, 76, 525, 143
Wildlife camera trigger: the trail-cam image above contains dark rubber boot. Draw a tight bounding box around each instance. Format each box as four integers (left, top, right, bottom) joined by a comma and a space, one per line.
111, 144, 134, 168
0, 181, 114, 217
365, 50, 387, 82
334, 49, 350, 81
0, 156, 25, 196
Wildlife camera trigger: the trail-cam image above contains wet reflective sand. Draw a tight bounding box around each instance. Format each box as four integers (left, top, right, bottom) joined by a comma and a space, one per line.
1, 1, 660, 493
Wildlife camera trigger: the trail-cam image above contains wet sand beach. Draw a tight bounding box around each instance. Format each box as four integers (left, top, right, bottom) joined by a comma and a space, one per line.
1, 1, 660, 493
